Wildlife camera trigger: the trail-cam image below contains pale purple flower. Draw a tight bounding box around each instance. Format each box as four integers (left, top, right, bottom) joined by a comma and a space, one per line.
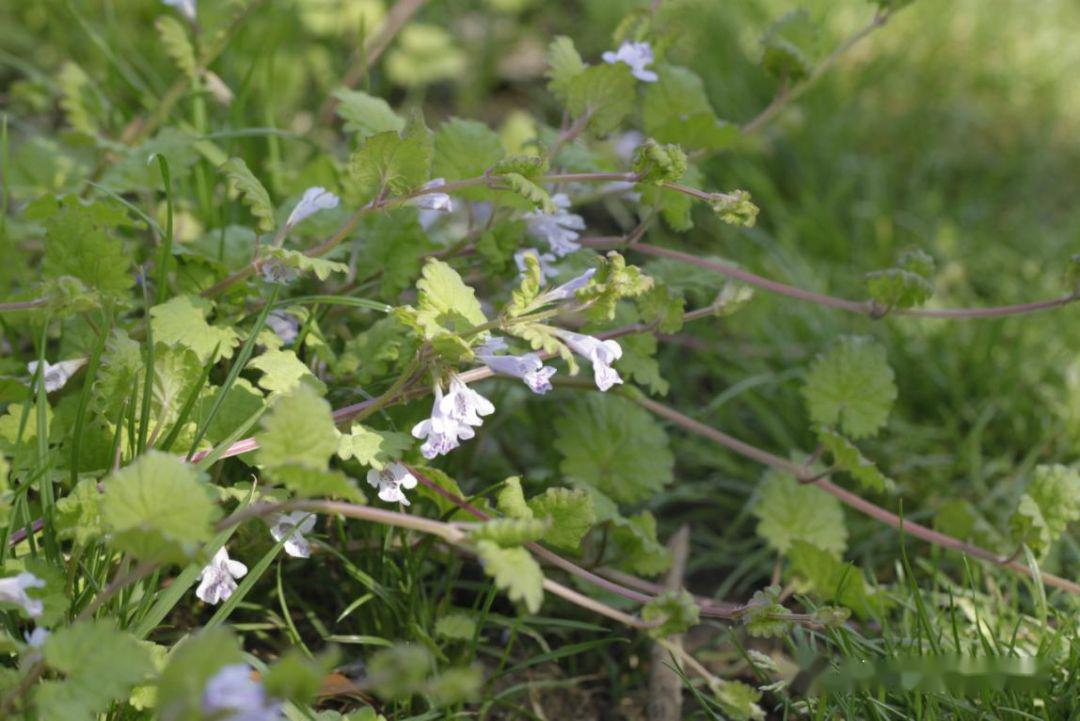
515, 248, 559, 282
163, 0, 196, 22
613, 130, 645, 162
261, 259, 298, 285
477, 335, 508, 356
366, 462, 419, 505
412, 178, 454, 213
24, 627, 49, 648
269, 512, 317, 558
479, 352, 556, 394
412, 385, 475, 459
602, 41, 658, 83
441, 375, 495, 427
265, 310, 299, 346
203, 664, 284, 721
196, 547, 248, 605
27, 358, 87, 393
541, 268, 596, 303
285, 187, 339, 229
0, 572, 45, 618
553, 329, 623, 391
525, 193, 585, 257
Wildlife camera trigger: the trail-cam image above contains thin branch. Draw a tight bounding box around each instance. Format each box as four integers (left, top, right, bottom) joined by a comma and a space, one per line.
742, 9, 892, 135
630, 242, 1080, 320
0, 298, 47, 313
631, 394, 1080, 596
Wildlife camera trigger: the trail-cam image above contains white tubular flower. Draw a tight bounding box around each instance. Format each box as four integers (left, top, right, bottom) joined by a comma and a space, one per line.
366, 462, 419, 505
265, 310, 300, 346
285, 187, 340, 229
514, 248, 559, 282
163, 0, 197, 22
541, 268, 596, 303
411, 386, 475, 459
479, 352, 556, 395
602, 41, 659, 83
196, 547, 248, 605
525, 193, 585, 257
0, 572, 45, 618
202, 664, 284, 721
441, 375, 495, 427
269, 512, 317, 558
553, 329, 624, 391
260, 260, 299, 285
412, 178, 454, 213
27, 358, 87, 393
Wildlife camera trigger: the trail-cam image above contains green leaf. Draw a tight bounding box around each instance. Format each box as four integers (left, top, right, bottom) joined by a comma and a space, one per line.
617, 333, 669, 396
555, 395, 673, 504
546, 36, 587, 104
632, 139, 687, 185
865, 248, 936, 309
787, 540, 881, 619
101, 451, 220, 564
156, 16, 197, 79
468, 517, 550, 546
566, 63, 636, 135
608, 511, 672, 576
150, 294, 240, 363
710, 189, 759, 227
641, 589, 699, 638
435, 613, 477, 641
348, 120, 433, 204
527, 487, 595, 550
714, 679, 766, 721
272, 464, 365, 502
248, 348, 326, 395
637, 283, 685, 334
38, 620, 152, 721
354, 210, 437, 297
264, 648, 338, 706
496, 476, 533, 519
427, 665, 483, 706
802, 335, 897, 439
256, 384, 339, 470
816, 426, 894, 493
433, 118, 505, 191
741, 585, 791, 638
578, 251, 654, 322
760, 10, 818, 83
334, 88, 405, 138
753, 469, 847, 556
642, 66, 739, 151
475, 540, 544, 613
220, 157, 276, 232
337, 424, 413, 470
261, 247, 348, 282
502, 172, 555, 213
55, 478, 105, 546
1008, 464, 1080, 556
31, 195, 137, 300
414, 258, 487, 336
368, 644, 434, 700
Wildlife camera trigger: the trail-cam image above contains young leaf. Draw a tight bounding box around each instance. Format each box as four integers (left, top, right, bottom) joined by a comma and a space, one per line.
337, 424, 413, 470
414, 258, 487, 336
816, 426, 894, 493
248, 348, 326, 395
348, 120, 433, 204
555, 395, 673, 503
475, 540, 544, 613
220, 157, 276, 232
1008, 464, 1080, 556
753, 469, 847, 557
865, 248, 936, 309
468, 517, 550, 546
334, 88, 405, 138
641, 589, 699, 638
496, 477, 533, 520
632, 138, 687, 185
101, 451, 220, 563
156, 16, 197, 79
741, 585, 791, 638
502, 172, 555, 213
802, 335, 897, 439
787, 540, 881, 619
714, 679, 766, 721
435, 613, 477, 641
255, 384, 339, 470
566, 63, 636, 135
150, 294, 240, 363
261, 247, 348, 282
546, 36, 587, 104
37, 620, 153, 721
526, 487, 595, 551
